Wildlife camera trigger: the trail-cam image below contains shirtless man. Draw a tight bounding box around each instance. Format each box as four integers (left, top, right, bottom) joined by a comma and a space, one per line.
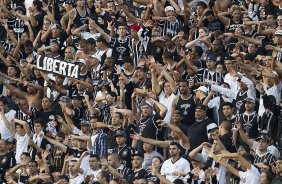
1, 79, 44, 109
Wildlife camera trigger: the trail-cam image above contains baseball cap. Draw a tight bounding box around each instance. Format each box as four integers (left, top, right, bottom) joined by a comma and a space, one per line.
131, 150, 144, 158
131, 24, 141, 31
90, 54, 101, 62
6, 137, 16, 144
165, 6, 175, 12
96, 36, 108, 44
115, 130, 127, 137
80, 120, 90, 126
58, 96, 70, 102
141, 100, 154, 108
243, 97, 255, 104
206, 55, 216, 62
257, 135, 268, 142
14, 6, 26, 13
172, 110, 183, 116
275, 30, 282, 36
238, 143, 250, 153
75, 59, 86, 65
193, 86, 208, 94
207, 123, 218, 133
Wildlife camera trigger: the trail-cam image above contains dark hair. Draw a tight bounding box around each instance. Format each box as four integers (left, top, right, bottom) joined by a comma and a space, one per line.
205, 10, 214, 17
152, 156, 163, 164
21, 152, 31, 158
169, 141, 181, 149
56, 132, 65, 139
108, 91, 117, 101
33, 119, 43, 126
0, 97, 8, 105
222, 102, 234, 109
194, 46, 203, 57
90, 154, 100, 161
33, 0, 42, 11
242, 153, 254, 163
24, 40, 33, 48
114, 112, 123, 119
261, 171, 275, 184
29, 160, 38, 167
59, 175, 69, 182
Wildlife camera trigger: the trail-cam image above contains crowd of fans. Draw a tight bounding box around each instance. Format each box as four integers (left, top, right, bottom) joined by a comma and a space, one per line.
1, 0, 282, 183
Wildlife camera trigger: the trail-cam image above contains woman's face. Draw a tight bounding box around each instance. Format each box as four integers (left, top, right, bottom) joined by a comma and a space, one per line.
151, 157, 162, 168
21, 33, 29, 42
65, 48, 73, 60
199, 28, 207, 38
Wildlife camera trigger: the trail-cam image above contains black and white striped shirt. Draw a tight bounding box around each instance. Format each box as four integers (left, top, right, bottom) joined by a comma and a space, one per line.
159, 19, 183, 37
254, 152, 277, 165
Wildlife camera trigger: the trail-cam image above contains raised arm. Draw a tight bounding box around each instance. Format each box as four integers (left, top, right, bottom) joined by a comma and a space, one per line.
90, 18, 111, 42
74, 151, 88, 174
0, 107, 15, 136
217, 12, 231, 27
42, 134, 67, 152
131, 133, 169, 148
162, 68, 178, 94
14, 118, 31, 136
150, 98, 167, 119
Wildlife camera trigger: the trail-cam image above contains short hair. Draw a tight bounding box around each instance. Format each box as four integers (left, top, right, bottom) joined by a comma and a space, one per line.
90, 154, 100, 161
29, 160, 38, 167
113, 112, 123, 119
33, 0, 42, 11
194, 46, 203, 57
56, 132, 65, 139
221, 120, 232, 131
222, 102, 234, 109
242, 153, 254, 163
169, 141, 181, 149
24, 40, 33, 48
33, 119, 43, 126
205, 10, 214, 17
21, 152, 31, 158
0, 97, 8, 105
109, 153, 121, 161
107, 91, 117, 101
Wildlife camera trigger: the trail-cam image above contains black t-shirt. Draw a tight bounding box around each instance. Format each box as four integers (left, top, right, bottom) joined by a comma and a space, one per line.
127, 169, 148, 183
33, 110, 59, 128
203, 18, 225, 32
220, 133, 236, 153
113, 145, 132, 169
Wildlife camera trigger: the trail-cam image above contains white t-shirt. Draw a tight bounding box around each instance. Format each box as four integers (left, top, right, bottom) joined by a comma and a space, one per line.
15, 133, 30, 163
158, 90, 179, 124
80, 32, 101, 40
69, 174, 84, 184
251, 141, 280, 157
0, 109, 16, 140
161, 157, 191, 182
239, 165, 260, 184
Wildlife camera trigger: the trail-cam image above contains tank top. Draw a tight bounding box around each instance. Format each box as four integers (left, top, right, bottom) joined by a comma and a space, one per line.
175, 95, 196, 127
73, 7, 89, 28
229, 19, 243, 33
235, 91, 248, 114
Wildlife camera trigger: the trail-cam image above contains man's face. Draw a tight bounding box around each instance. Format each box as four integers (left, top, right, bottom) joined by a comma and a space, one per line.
206, 60, 216, 70
165, 10, 175, 17
266, 15, 275, 26
25, 46, 33, 55
28, 162, 37, 174
171, 114, 182, 124
34, 123, 42, 133
141, 104, 153, 117
196, 5, 204, 16
132, 156, 143, 169
224, 60, 233, 71
107, 155, 116, 167
68, 161, 76, 174
7, 67, 16, 76
131, 29, 138, 38
111, 113, 121, 125
169, 145, 180, 157
179, 82, 188, 95
206, 14, 214, 22
244, 101, 254, 111
77, 140, 86, 149
248, 43, 256, 54
16, 125, 25, 135
223, 105, 233, 117
116, 136, 126, 145
42, 98, 51, 110
0, 102, 7, 113
118, 26, 127, 37
89, 157, 99, 169
195, 108, 206, 120
0, 140, 6, 151
277, 15, 282, 26
258, 139, 268, 152
212, 40, 221, 52
276, 160, 282, 173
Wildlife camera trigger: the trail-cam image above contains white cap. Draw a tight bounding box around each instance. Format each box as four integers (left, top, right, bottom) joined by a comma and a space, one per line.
165, 6, 175, 12
90, 54, 101, 62
193, 86, 208, 94
76, 59, 86, 65
275, 30, 282, 36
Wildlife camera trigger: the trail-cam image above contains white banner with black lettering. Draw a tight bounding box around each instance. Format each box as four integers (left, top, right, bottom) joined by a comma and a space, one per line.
36, 55, 80, 78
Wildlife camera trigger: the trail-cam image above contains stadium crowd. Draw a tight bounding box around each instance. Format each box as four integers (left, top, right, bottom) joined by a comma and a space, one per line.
1, 0, 282, 183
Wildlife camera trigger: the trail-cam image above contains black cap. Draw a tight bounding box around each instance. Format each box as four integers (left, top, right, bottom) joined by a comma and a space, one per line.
243, 97, 255, 104
257, 135, 268, 142
96, 36, 108, 44
65, 0, 74, 4
14, 6, 26, 13
6, 137, 16, 144
172, 110, 183, 116
196, 104, 207, 111
131, 150, 144, 158
58, 96, 70, 102
71, 93, 82, 100
115, 130, 127, 137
